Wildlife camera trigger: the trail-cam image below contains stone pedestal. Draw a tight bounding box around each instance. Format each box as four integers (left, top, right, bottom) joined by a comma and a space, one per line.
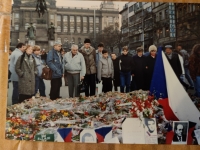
28, 40, 35, 46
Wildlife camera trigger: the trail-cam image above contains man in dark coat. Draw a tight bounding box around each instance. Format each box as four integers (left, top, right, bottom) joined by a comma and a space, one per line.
111, 53, 120, 91
173, 124, 187, 142
145, 45, 157, 90
132, 47, 146, 91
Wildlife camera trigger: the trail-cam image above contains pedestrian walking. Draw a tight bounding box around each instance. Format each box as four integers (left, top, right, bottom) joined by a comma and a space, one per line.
15, 45, 37, 103
32, 45, 46, 97
63, 44, 86, 98
79, 38, 96, 97
111, 53, 120, 91
189, 44, 200, 97
97, 50, 114, 93
145, 45, 157, 90
118, 46, 134, 93
132, 47, 146, 90
9, 43, 26, 104
46, 41, 63, 100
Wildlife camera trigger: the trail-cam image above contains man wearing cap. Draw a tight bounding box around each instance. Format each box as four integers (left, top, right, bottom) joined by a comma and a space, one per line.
145, 45, 157, 90
79, 38, 96, 97
46, 41, 63, 100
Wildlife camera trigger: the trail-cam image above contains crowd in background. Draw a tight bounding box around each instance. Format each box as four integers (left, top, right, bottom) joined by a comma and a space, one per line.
8, 38, 200, 104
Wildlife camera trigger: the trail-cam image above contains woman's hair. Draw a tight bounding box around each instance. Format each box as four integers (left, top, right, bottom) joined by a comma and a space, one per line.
122, 46, 128, 51
191, 44, 200, 56
32, 45, 40, 52
25, 45, 32, 51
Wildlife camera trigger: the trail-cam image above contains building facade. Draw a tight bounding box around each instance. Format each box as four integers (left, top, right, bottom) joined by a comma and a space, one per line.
120, 2, 153, 55
152, 2, 176, 48
11, 0, 119, 51
175, 3, 200, 52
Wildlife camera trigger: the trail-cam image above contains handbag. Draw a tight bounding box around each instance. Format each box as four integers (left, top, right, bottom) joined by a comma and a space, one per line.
41, 66, 53, 80
78, 80, 87, 93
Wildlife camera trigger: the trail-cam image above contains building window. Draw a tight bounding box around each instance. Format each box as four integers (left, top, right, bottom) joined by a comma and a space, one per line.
57, 26, 61, 32
165, 28, 170, 37
77, 26, 81, 33
14, 13, 19, 18
159, 29, 163, 38
25, 23, 29, 30
129, 5, 134, 13
146, 6, 152, 12
64, 26, 68, 32
70, 26, 74, 33
96, 17, 99, 23
77, 16, 81, 22
63, 16, 68, 22
178, 8, 182, 17
64, 38, 68, 43
83, 27, 87, 33
57, 38, 61, 43
108, 17, 113, 23
57, 15, 61, 21
15, 24, 19, 30
89, 17, 93, 23
50, 15, 54, 20
83, 17, 87, 22
90, 27, 93, 33
96, 27, 99, 33
159, 12, 162, 21
70, 16, 74, 22
165, 9, 169, 19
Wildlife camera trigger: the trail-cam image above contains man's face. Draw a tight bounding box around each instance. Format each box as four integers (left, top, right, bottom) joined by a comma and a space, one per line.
176, 124, 183, 136
20, 46, 26, 52
103, 53, 108, 58
98, 47, 103, 53
137, 51, 143, 57
71, 48, 78, 55
84, 43, 90, 49
54, 44, 62, 51
177, 46, 182, 51
111, 54, 116, 60
147, 120, 155, 133
165, 48, 172, 55
122, 50, 128, 55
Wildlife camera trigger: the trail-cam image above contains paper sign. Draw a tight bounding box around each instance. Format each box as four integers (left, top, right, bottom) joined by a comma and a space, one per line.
143, 118, 158, 144
194, 129, 200, 145
122, 118, 145, 144
102, 137, 120, 144
80, 129, 97, 143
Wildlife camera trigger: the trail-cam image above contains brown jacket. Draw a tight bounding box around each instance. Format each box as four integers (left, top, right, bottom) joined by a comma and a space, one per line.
79, 46, 96, 75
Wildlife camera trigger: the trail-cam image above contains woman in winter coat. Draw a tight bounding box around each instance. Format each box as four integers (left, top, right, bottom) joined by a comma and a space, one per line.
145, 45, 157, 90
15, 45, 37, 103
32, 45, 46, 96
189, 44, 200, 97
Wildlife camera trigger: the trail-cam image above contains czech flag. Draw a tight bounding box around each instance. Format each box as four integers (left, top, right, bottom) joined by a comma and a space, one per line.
95, 127, 112, 143
57, 128, 72, 142
150, 47, 200, 144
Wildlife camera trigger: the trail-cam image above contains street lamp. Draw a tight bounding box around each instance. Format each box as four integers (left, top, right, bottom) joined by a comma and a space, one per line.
92, 6, 98, 48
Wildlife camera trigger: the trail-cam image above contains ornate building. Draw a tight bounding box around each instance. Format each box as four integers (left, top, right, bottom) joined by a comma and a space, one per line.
175, 3, 200, 51
10, 0, 119, 51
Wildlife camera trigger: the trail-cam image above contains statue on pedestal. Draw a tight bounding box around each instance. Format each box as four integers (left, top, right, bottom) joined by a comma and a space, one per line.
26, 23, 36, 40
47, 22, 55, 40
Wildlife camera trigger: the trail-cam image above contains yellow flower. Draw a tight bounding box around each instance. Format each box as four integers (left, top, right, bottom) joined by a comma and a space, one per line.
41, 115, 47, 121
63, 112, 68, 117
14, 130, 19, 134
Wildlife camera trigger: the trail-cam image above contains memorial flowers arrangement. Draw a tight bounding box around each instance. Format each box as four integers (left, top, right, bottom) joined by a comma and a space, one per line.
5, 90, 164, 142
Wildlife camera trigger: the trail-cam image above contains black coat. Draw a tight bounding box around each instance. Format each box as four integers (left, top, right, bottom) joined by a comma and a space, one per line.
132, 55, 146, 90
165, 53, 182, 78
145, 55, 157, 90
173, 134, 187, 142
112, 58, 120, 87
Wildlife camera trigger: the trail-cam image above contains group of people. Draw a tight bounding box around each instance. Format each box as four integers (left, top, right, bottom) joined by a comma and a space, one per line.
8, 37, 200, 104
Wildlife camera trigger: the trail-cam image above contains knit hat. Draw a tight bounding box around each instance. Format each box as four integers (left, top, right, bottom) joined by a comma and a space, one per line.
84, 38, 91, 43
165, 45, 172, 49
54, 41, 62, 46
149, 45, 157, 52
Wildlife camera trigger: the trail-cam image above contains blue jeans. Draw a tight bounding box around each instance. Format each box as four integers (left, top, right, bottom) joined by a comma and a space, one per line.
185, 68, 194, 87
35, 76, 46, 96
12, 81, 19, 104
120, 71, 131, 93
194, 76, 200, 97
